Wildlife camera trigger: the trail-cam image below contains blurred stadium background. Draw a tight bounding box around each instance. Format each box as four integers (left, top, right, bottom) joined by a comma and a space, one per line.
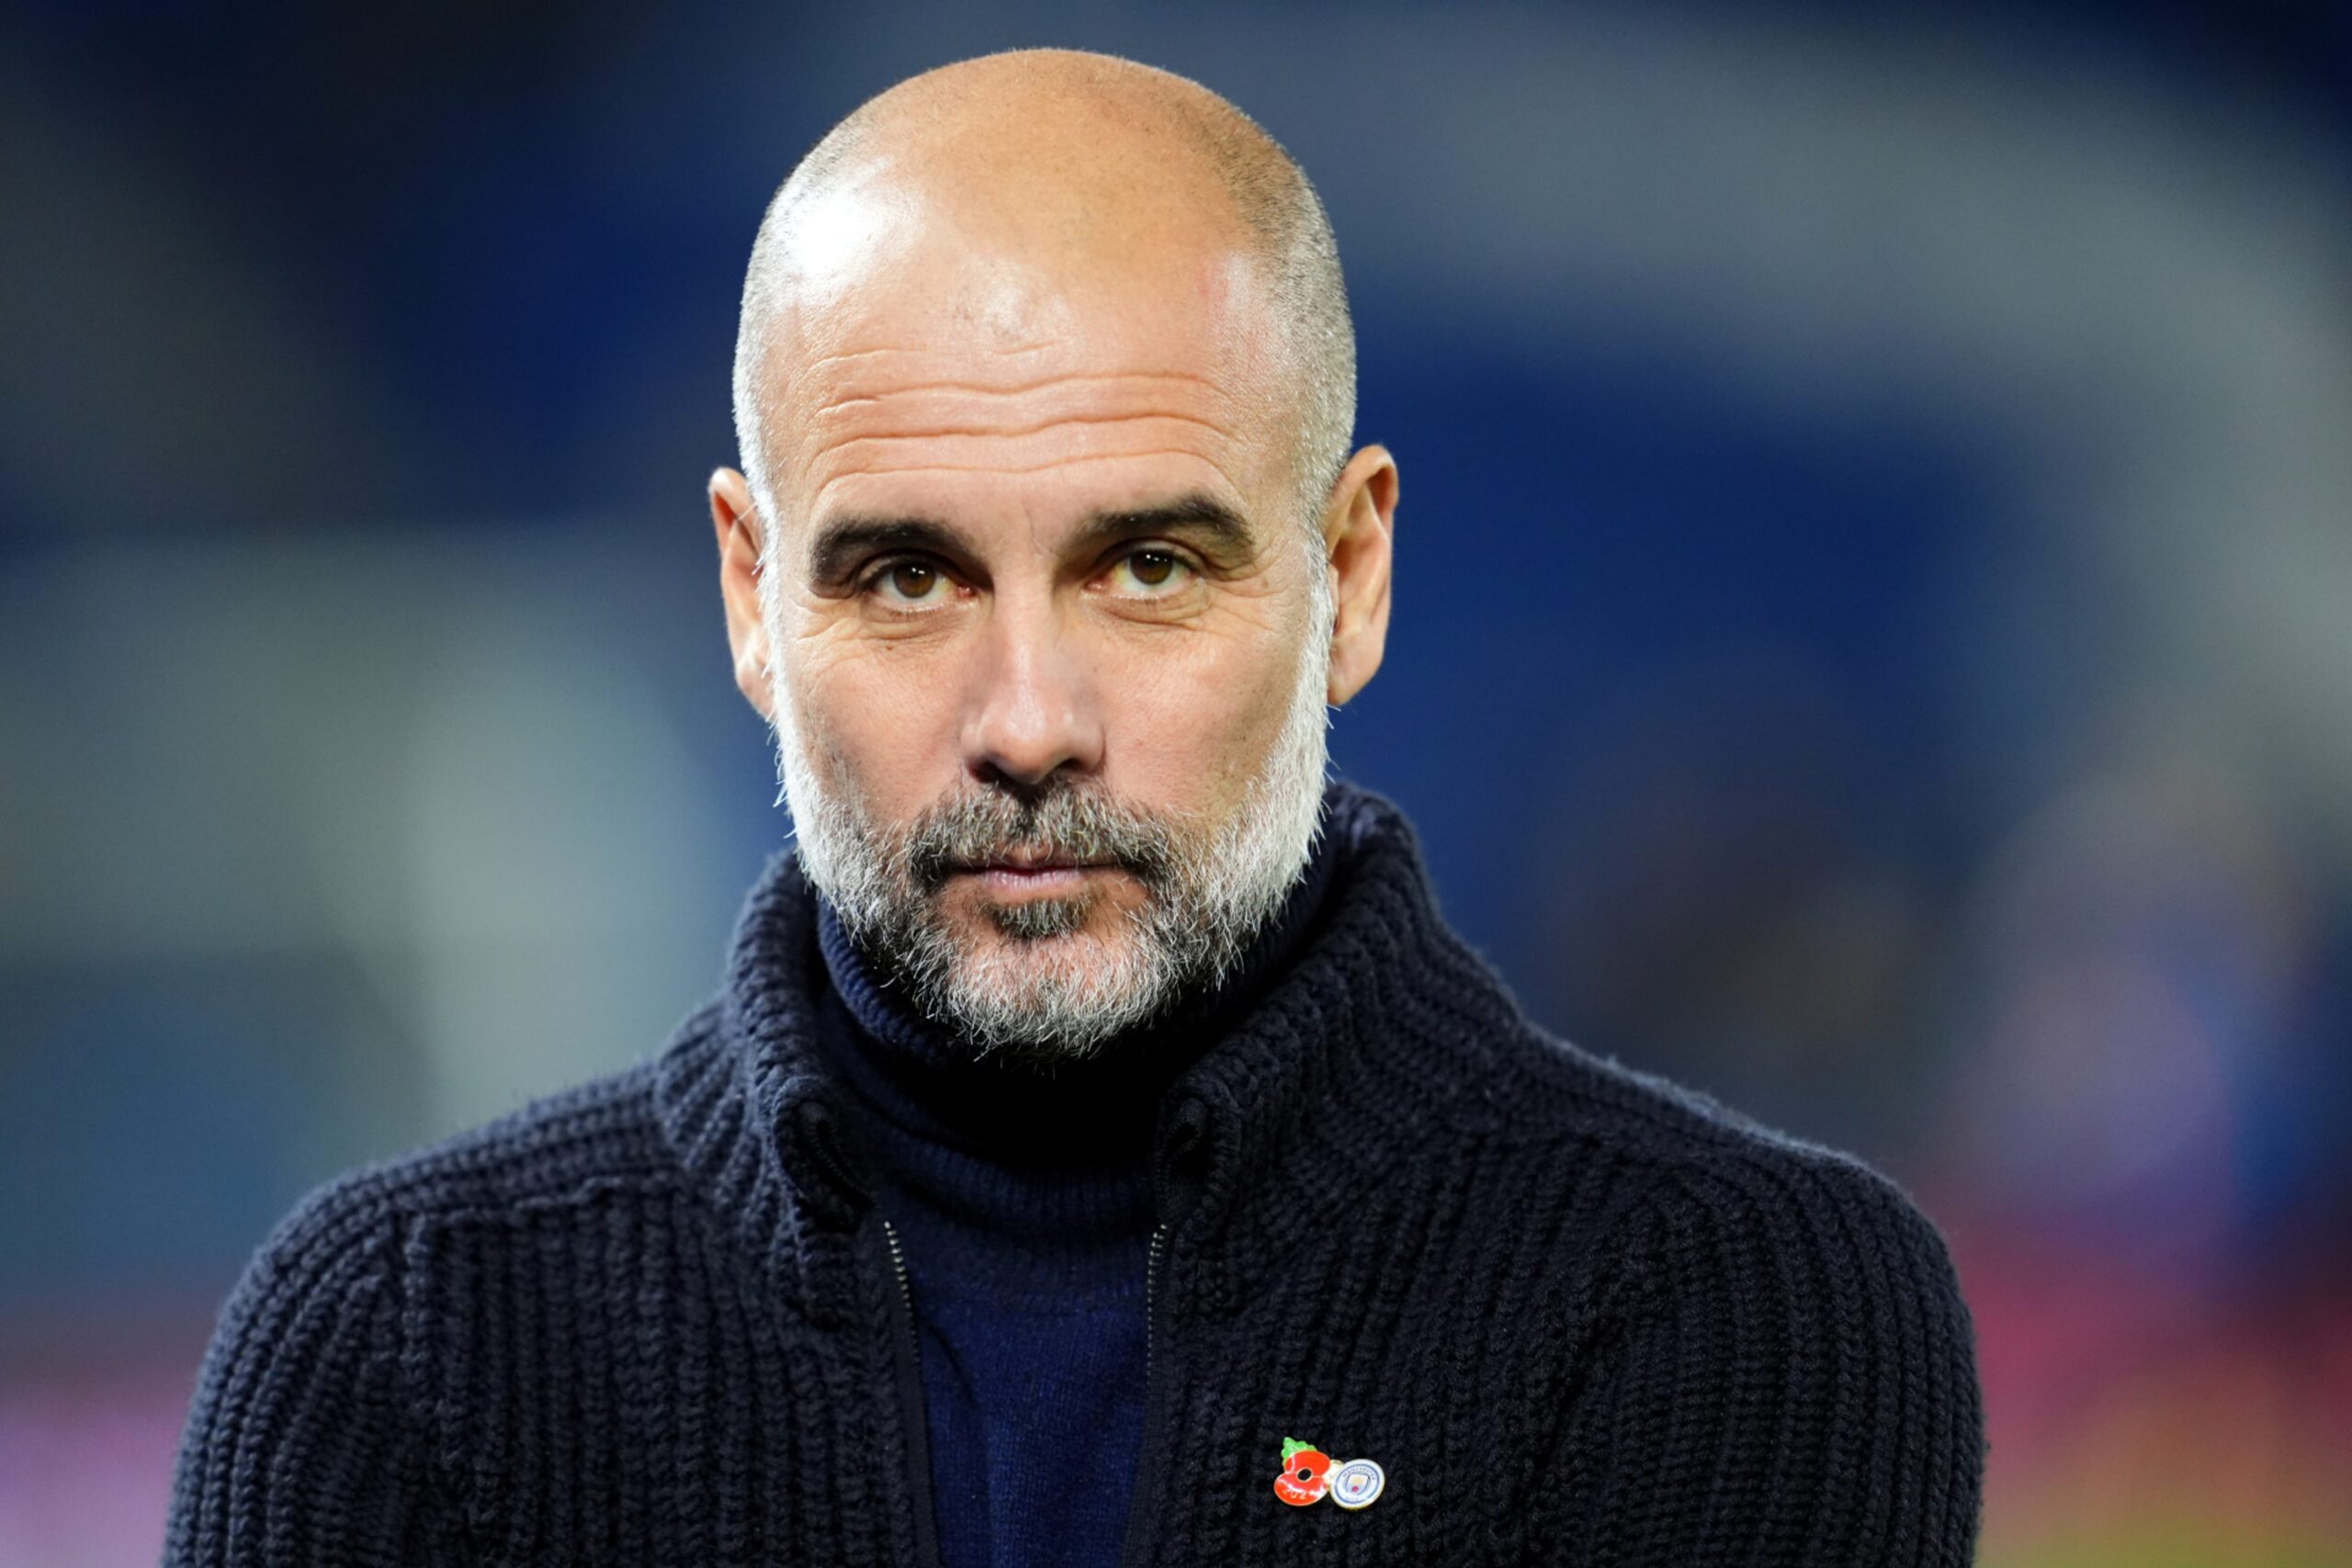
3, 2, 2348, 1562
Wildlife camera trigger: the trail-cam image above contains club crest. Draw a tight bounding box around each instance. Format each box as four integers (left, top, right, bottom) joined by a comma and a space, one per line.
1272, 1437, 1385, 1510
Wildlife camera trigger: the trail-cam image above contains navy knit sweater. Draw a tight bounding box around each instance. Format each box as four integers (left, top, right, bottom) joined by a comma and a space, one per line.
807, 797, 1348, 1568
164, 776, 1987, 1566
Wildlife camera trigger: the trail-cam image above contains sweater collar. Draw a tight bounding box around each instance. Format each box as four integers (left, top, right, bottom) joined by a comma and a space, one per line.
657, 774, 1521, 1325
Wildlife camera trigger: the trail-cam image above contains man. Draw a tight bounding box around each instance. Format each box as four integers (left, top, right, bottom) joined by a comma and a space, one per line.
165, 48, 1984, 1568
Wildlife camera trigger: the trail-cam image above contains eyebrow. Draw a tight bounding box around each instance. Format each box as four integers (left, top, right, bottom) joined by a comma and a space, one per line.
805, 492, 1258, 586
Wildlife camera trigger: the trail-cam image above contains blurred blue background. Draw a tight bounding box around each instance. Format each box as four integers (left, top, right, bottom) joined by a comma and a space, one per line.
4, 2, 2349, 1562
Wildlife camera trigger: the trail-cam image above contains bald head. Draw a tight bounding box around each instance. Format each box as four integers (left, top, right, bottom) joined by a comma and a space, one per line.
729, 49, 1355, 550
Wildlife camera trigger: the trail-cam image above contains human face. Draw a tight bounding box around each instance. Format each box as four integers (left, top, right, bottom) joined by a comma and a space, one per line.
750, 196, 1336, 1064
768, 575, 1331, 1065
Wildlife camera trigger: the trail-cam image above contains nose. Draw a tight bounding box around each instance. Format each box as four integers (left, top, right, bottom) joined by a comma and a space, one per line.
959, 589, 1105, 792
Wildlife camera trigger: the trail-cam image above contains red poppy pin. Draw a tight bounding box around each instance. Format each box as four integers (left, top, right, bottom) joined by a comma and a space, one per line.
1273, 1437, 1385, 1509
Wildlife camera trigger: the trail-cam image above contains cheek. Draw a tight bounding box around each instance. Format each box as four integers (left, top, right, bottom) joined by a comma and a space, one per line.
786, 643, 961, 808
1103, 631, 1300, 796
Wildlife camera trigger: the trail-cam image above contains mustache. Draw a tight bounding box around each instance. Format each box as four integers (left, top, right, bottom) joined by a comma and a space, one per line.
901, 784, 1182, 893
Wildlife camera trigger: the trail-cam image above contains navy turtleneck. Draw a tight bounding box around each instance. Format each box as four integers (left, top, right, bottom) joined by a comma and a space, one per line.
808, 788, 1353, 1568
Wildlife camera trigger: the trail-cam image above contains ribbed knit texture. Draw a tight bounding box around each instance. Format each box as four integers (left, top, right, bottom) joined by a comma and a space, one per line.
164, 775, 1987, 1567
806, 791, 1351, 1568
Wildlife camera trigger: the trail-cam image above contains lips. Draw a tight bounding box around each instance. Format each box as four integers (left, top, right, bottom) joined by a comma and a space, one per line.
960, 859, 1109, 901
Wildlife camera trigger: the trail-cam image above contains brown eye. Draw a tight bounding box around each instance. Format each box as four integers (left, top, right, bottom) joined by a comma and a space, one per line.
873, 561, 951, 607
1109, 548, 1190, 596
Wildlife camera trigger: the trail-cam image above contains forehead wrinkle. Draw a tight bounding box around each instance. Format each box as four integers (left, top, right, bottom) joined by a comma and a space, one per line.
808, 448, 1250, 515
778, 342, 1071, 411
811, 367, 1217, 402
783, 364, 1262, 508
817, 409, 1236, 452
801, 414, 1246, 502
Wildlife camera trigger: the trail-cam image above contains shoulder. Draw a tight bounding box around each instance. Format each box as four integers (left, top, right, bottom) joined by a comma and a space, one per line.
170, 1009, 718, 1550
239, 998, 718, 1292
165, 1040, 676, 1566
1457, 1023, 1987, 1559
196, 1034, 686, 1335
1476, 1011, 1973, 1328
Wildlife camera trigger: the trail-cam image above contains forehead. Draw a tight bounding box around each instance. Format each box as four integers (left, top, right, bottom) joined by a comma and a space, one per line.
758, 179, 1295, 537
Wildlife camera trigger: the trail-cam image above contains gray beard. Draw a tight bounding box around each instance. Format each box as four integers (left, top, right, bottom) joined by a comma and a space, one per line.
764, 586, 1335, 1068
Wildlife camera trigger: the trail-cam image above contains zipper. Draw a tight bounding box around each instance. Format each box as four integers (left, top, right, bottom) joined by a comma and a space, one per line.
1114, 1221, 1173, 1568
877, 1214, 943, 1568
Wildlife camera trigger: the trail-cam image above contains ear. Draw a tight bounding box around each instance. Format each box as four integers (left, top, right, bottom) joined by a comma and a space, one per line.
709, 467, 776, 721
1318, 445, 1397, 706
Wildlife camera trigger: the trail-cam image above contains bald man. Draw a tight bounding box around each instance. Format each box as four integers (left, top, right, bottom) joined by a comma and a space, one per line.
164, 49, 1985, 1568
